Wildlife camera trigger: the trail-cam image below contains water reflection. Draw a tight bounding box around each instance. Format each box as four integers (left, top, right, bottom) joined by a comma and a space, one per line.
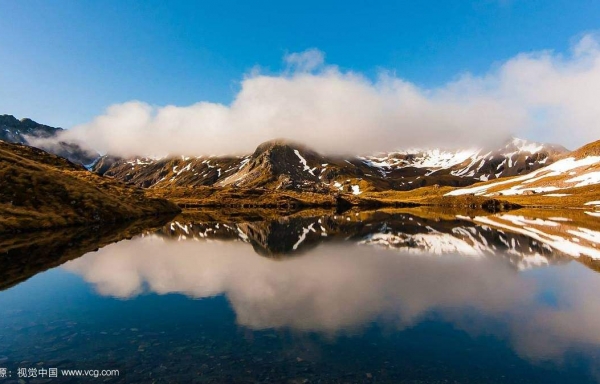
152, 210, 579, 265
0, 215, 175, 291
62, 209, 600, 363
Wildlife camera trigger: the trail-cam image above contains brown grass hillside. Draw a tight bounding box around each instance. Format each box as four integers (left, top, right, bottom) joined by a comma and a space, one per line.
571, 139, 600, 158
0, 141, 180, 232
360, 183, 600, 210
148, 185, 339, 208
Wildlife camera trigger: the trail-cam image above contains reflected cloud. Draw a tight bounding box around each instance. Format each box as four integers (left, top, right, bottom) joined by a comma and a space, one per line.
63, 236, 600, 362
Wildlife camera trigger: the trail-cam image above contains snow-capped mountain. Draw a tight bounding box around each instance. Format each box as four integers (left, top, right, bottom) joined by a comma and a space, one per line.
0, 114, 99, 166
94, 137, 568, 193
360, 137, 567, 183
95, 139, 385, 192
446, 139, 600, 199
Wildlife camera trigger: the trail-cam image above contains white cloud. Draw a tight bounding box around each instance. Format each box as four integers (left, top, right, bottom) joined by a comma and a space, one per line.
283, 48, 325, 72
54, 35, 600, 156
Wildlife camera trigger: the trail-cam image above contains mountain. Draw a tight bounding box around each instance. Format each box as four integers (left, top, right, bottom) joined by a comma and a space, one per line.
94, 137, 567, 194
360, 137, 567, 183
94, 139, 390, 192
0, 141, 179, 232
0, 114, 99, 166
445, 140, 600, 208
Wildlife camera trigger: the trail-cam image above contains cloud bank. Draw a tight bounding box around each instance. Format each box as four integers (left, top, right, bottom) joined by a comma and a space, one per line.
57, 35, 600, 156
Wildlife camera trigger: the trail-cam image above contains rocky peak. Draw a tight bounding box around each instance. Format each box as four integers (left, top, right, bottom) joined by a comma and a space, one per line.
1, 113, 99, 165
214, 139, 328, 189
252, 139, 316, 158
0, 114, 63, 137
19, 117, 45, 129
0, 114, 20, 126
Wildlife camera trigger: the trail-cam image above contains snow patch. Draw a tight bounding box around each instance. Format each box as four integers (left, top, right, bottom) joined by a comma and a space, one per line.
565, 171, 600, 187
294, 150, 316, 176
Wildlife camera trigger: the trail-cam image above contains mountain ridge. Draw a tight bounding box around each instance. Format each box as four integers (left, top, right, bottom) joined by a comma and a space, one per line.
0, 114, 99, 166
93, 137, 568, 194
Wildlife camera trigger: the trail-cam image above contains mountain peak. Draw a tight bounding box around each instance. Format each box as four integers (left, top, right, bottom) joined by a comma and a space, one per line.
19, 117, 41, 128
1, 114, 51, 129
502, 136, 568, 155
252, 138, 313, 157
0, 114, 20, 125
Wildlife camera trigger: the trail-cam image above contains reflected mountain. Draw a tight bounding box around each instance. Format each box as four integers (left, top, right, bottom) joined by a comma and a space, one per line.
153, 209, 581, 270
458, 211, 600, 272
0, 214, 176, 291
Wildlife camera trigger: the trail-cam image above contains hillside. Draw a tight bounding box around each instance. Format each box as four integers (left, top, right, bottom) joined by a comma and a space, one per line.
0, 114, 99, 166
94, 137, 566, 194
443, 140, 600, 210
0, 141, 180, 232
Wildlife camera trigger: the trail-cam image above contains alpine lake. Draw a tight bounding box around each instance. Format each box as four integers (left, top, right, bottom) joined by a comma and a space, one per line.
1, 207, 600, 383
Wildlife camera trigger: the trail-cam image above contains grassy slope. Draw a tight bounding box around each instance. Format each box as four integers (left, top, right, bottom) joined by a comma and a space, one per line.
150, 184, 522, 211
148, 186, 339, 208
356, 186, 520, 210
146, 173, 599, 211
359, 184, 600, 209
0, 141, 180, 232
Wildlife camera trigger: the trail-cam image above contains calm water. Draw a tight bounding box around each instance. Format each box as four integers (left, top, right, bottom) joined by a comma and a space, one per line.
1, 209, 600, 383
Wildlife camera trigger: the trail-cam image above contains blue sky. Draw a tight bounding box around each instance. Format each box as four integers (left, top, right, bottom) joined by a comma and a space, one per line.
1, 0, 599, 129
